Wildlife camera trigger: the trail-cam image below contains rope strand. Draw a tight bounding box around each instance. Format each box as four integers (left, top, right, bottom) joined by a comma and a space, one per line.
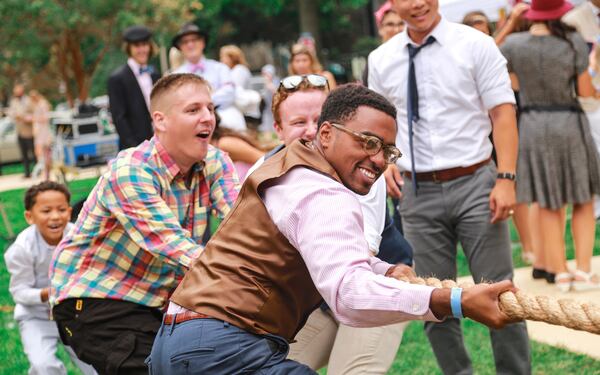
397, 276, 600, 334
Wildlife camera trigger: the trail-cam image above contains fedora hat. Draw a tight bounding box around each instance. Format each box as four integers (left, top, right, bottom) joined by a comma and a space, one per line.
525, 0, 573, 21
122, 25, 152, 43
172, 23, 208, 49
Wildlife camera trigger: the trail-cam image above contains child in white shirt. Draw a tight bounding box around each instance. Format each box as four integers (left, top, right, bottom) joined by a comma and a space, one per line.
4, 181, 96, 375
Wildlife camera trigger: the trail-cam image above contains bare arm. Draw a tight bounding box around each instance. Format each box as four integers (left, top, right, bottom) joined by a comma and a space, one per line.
217, 136, 264, 165
489, 103, 518, 223
494, 3, 529, 46
383, 164, 404, 198
578, 71, 596, 98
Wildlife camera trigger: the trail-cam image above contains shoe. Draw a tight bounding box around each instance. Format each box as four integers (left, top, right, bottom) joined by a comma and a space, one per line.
545, 272, 556, 284
571, 270, 600, 292
532, 268, 547, 279
555, 272, 572, 292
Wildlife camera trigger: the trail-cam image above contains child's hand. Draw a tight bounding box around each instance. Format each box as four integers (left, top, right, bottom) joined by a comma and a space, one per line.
40, 288, 49, 302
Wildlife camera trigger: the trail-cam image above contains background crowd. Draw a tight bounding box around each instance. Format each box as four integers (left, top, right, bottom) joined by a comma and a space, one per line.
2, 0, 600, 374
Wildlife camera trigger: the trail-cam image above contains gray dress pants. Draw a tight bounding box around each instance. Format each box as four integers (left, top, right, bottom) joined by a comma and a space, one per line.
400, 163, 531, 375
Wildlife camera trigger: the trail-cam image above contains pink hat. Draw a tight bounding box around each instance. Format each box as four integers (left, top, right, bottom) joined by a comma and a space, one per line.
374, 1, 393, 26
525, 0, 573, 21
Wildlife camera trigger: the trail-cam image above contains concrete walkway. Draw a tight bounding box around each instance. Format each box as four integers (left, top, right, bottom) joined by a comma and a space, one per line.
459, 256, 600, 359
0, 166, 106, 193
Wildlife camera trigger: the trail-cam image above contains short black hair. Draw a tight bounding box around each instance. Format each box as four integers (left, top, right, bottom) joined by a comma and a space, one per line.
24, 181, 71, 210
318, 83, 397, 129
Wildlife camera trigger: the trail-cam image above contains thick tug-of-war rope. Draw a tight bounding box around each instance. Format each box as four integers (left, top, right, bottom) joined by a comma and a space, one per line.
397, 276, 600, 335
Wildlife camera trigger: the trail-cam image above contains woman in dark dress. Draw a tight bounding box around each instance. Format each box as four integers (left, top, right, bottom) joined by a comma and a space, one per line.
501, 0, 600, 292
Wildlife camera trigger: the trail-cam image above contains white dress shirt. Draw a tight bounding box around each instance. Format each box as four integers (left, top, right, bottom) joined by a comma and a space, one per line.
368, 17, 515, 173
4, 223, 73, 321
231, 64, 252, 89
127, 58, 153, 110
174, 57, 236, 109
247, 152, 386, 253
169, 167, 436, 327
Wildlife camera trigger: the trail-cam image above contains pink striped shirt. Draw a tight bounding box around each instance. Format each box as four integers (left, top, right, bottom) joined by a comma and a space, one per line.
170, 166, 438, 327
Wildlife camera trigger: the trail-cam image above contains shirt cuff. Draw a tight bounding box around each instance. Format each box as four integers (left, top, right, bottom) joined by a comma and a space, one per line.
422, 309, 443, 322
481, 87, 516, 110
405, 286, 441, 322
18, 288, 45, 305
370, 257, 394, 276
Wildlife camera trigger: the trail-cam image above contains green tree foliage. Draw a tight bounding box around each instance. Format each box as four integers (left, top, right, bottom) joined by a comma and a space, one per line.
0, 0, 197, 104
0, 0, 371, 105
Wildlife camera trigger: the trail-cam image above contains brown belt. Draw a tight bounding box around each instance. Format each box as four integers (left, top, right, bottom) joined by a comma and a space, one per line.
404, 158, 491, 183
163, 310, 211, 325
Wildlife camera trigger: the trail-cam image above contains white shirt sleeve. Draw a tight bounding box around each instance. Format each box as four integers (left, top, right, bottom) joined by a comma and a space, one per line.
356, 176, 386, 255
474, 36, 516, 110
367, 50, 383, 94
212, 64, 236, 108
231, 65, 251, 89
4, 243, 43, 305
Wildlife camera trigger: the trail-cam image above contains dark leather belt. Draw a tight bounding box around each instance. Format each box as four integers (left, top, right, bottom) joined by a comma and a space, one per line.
163, 310, 211, 325
404, 158, 491, 183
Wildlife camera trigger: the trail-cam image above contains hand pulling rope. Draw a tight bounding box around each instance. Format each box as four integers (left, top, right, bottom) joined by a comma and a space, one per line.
397, 276, 600, 334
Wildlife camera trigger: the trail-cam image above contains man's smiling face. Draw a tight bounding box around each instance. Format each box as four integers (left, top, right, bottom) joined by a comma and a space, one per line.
393, 0, 441, 42
153, 83, 216, 170
319, 106, 397, 195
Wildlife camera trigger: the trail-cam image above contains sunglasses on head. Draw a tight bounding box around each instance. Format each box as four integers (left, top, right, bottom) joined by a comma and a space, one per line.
279, 74, 330, 91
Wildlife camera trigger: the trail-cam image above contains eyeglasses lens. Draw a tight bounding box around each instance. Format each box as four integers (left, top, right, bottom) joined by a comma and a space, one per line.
305, 74, 328, 87
364, 137, 381, 154
282, 75, 303, 89
383, 148, 401, 164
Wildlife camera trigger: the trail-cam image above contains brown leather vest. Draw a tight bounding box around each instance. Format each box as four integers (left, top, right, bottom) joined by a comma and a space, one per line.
171, 140, 342, 341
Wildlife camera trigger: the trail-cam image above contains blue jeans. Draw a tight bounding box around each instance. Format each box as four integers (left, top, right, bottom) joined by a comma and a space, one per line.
147, 317, 316, 374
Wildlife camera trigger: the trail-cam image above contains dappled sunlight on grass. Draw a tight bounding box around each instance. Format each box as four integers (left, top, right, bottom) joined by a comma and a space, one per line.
1, 180, 599, 374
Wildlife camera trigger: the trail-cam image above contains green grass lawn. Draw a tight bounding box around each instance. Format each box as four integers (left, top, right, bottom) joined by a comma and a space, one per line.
0, 163, 24, 177
1, 178, 599, 374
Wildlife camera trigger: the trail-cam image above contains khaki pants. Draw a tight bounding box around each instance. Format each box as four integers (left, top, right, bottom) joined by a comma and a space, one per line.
288, 308, 407, 374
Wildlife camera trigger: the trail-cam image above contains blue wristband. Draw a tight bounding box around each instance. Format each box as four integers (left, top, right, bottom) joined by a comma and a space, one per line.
450, 287, 463, 319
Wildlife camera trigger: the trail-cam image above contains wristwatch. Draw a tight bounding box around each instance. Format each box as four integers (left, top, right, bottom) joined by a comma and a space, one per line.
497, 172, 516, 181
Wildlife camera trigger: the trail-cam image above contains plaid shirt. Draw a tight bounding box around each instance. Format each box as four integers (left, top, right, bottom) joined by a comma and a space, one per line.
50, 138, 240, 308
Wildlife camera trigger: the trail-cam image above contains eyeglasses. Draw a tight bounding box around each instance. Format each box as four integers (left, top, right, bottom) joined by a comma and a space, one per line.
279, 74, 330, 91
329, 122, 402, 164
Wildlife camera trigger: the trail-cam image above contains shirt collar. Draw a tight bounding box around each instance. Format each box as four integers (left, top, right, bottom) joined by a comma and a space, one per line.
184, 56, 207, 67
398, 15, 448, 48
127, 58, 143, 76
151, 137, 204, 183
34, 225, 52, 248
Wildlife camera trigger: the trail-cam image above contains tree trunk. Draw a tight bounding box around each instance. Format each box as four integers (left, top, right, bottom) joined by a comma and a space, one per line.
56, 37, 74, 108
66, 32, 88, 102
297, 0, 321, 49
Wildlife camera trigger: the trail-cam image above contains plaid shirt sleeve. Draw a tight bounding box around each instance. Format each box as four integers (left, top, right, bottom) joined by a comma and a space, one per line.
204, 147, 240, 219
105, 163, 202, 269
